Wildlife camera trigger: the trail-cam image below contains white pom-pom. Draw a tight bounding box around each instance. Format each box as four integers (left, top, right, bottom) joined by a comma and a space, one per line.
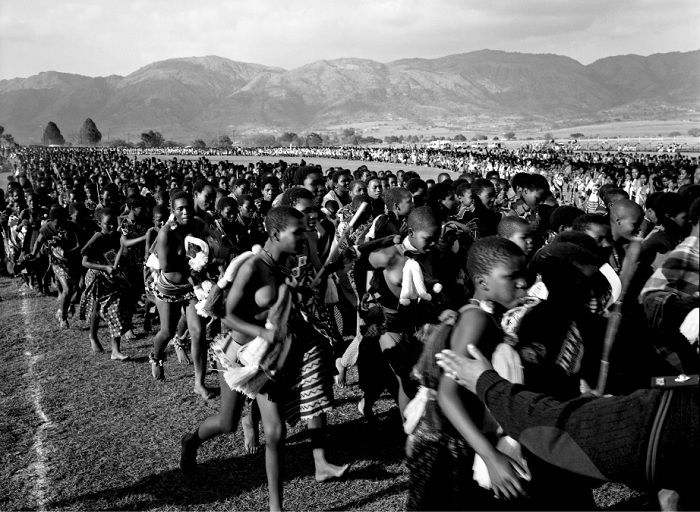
432, 283, 443, 294
399, 298, 411, 306
251, 244, 262, 254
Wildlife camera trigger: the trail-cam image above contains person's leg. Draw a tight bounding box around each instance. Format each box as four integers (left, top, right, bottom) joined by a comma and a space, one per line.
88, 302, 103, 353
307, 413, 350, 482
181, 367, 245, 473
379, 331, 413, 416
55, 273, 72, 327
185, 302, 212, 399
242, 399, 262, 454
257, 393, 286, 512
105, 301, 129, 361
150, 300, 179, 380
173, 311, 190, 364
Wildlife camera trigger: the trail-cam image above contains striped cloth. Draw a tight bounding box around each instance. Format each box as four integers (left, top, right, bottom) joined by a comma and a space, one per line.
641, 235, 699, 302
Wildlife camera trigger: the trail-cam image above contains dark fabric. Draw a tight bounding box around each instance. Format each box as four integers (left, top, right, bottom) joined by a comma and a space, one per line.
476, 370, 661, 488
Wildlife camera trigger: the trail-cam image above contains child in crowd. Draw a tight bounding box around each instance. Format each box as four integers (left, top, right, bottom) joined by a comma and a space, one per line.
79, 209, 130, 359
406, 237, 528, 510
497, 216, 533, 257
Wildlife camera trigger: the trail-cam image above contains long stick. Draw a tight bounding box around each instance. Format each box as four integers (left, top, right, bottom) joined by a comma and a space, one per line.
595, 238, 642, 396
310, 202, 369, 288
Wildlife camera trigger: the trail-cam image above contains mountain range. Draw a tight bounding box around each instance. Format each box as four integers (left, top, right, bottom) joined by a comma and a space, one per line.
1, 49, 698, 143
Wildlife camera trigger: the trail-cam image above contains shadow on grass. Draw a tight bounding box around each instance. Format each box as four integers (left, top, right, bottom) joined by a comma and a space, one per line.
47, 411, 407, 510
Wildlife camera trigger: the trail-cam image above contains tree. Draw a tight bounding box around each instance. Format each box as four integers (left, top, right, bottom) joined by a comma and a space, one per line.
79, 118, 102, 145
106, 139, 133, 148
162, 140, 182, 148
278, 132, 300, 146
492, 136, 499, 141
42, 121, 65, 145
504, 132, 516, 140
471, 134, 488, 141
191, 139, 207, 149
211, 134, 232, 148
570, 132, 585, 139
687, 128, 700, 137
305, 132, 323, 147
0, 126, 4, 138
453, 134, 467, 141
668, 131, 682, 137
140, 130, 164, 148
543, 132, 554, 140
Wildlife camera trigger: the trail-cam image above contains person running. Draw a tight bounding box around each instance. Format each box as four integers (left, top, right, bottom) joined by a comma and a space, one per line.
79, 209, 130, 360
148, 191, 212, 399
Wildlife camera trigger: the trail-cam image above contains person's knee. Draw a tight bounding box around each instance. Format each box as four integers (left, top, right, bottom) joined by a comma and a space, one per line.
218, 416, 237, 435
264, 421, 285, 447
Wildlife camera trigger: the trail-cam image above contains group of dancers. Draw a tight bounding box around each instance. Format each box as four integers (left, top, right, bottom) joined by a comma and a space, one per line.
1, 145, 699, 510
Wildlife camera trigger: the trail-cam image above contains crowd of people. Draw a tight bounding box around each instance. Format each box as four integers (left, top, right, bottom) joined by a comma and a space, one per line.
1, 144, 698, 511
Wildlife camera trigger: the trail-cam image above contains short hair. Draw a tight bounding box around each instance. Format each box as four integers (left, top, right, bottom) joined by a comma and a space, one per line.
264, 206, 304, 235
485, 170, 499, 181
349, 179, 366, 191
286, 186, 314, 207
428, 181, 454, 203
549, 205, 584, 232
261, 176, 280, 189
325, 199, 340, 212
293, 166, 321, 186
645, 191, 664, 211
234, 178, 249, 188
456, 182, 472, 197
383, 187, 411, 208
127, 195, 147, 210
237, 193, 253, 205
332, 169, 351, 183
406, 178, 426, 194
602, 187, 628, 206
216, 196, 238, 212
654, 192, 688, 219
497, 216, 530, 239
471, 178, 494, 196
572, 213, 608, 232
170, 190, 190, 209
467, 236, 523, 282
524, 173, 550, 192
510, 172, 530, 191
153, 204, 169, 217
407, 206, 438, 232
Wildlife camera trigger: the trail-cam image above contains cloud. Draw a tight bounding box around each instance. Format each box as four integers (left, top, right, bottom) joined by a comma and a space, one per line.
0, 0, 698, 79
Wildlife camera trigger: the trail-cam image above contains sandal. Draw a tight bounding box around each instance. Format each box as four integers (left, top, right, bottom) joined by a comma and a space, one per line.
149, 353, 165, 381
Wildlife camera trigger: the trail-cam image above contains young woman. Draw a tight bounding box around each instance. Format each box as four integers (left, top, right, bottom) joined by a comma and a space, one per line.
149, 191, 212, 399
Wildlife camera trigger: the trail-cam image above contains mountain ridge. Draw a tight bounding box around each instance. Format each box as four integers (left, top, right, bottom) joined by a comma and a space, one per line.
1, 49, 698, 142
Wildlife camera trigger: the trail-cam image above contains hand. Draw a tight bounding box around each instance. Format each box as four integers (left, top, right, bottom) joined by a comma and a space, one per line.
105, 265, 114, 275
259, 328, 275, 344
484, 451, 527, 500
435, 345, 493, 393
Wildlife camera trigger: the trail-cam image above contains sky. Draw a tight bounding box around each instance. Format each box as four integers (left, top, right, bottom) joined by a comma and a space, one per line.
1, 0, 699, 79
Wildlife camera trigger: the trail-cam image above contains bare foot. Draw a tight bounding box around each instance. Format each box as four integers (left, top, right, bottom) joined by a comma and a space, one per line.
58, 318, 70, 330
150, 354, 165, 381
110, 351, 130, 361
242, 412, 262, 454
194, 384, 214, 400
90, 337, 105, 353
315, 461, 350, 482
334, 358, 347, 388
173, 337, 192, 365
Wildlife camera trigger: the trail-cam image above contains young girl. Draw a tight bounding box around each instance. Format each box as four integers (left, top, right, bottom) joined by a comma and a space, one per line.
31, 205, 81, 328
79, 209, 130, 360
406, 236, 528, 510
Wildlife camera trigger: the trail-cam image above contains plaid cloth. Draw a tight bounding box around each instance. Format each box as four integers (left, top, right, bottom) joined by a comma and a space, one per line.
640, 235, 699, 302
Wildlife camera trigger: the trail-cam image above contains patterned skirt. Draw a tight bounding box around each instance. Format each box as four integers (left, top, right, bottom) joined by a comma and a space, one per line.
79, 269, 127, 338
277, 332, 335, 426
